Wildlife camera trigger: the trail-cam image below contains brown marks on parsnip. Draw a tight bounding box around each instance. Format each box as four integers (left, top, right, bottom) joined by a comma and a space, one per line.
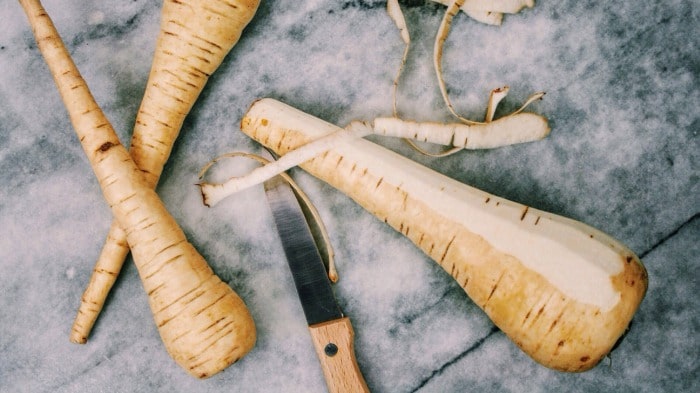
520, 206, 529, 221
97, 141, 115, 153
440, 235, 457, 264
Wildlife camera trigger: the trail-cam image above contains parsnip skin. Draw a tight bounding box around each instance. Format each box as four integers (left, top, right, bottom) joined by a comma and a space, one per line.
19, 0, 255, 378
132, 0, 262, 186
71, 0, 261, 344
240, 98, 647, 372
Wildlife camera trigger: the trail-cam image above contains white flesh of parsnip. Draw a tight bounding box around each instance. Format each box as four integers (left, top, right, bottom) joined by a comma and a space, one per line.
235, 98, 648, 372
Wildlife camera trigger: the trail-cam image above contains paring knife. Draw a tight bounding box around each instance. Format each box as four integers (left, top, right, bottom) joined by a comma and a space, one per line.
264, 170, 369, 393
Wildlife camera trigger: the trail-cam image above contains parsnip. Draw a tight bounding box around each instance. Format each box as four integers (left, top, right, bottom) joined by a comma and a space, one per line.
235, 98, 647, 372
19, 0, 255, 378
71, 0, 261, 344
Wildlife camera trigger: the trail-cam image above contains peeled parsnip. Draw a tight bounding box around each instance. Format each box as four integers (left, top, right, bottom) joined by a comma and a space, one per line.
71, 0, 261, 344
19, 0, 255, 378
236, 98, 647, 372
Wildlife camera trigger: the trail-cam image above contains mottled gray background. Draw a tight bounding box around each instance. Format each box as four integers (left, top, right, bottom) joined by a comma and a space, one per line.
0, 0, 698, 392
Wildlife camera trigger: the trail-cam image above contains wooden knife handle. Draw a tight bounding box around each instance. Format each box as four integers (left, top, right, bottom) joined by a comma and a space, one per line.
308, 317, 369, 393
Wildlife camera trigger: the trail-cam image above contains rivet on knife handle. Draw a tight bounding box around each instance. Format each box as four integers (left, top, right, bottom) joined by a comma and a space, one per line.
309, 317, 369, 393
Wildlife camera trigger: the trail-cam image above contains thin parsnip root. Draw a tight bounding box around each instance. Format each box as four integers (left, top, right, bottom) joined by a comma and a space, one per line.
198, 88, 548, 198
70, 0, 261, 344
19, 0, 255, 378
399, 87, 547, 157
370, 109, 548, 149
229, 98, 646, 372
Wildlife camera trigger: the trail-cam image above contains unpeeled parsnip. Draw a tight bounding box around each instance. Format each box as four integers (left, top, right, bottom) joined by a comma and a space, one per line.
19, 0, 255, 378
70, 0, 261, 344
237, 98, 647, 372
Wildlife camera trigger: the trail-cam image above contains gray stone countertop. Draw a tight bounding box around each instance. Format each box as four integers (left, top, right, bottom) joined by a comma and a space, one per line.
0, 1, 697, 392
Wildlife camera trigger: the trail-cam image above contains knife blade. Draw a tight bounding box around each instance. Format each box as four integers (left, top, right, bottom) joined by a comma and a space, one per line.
264, 169, 369, 393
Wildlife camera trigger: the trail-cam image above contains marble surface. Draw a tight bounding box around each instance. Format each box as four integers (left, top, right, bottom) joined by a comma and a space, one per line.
1, 0, 698, 392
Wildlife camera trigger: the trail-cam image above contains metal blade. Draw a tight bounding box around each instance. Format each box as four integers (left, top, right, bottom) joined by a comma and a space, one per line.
264, 175, 343, 326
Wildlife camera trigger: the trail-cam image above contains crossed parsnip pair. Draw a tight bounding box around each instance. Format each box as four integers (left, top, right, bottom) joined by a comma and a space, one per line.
19, 0, 260, 378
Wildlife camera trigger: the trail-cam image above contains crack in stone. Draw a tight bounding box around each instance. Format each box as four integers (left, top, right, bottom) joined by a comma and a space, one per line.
388, 286, 462, 337
46, 340, 142, 391
639, 212, 699, 259
408, 326, 500, 393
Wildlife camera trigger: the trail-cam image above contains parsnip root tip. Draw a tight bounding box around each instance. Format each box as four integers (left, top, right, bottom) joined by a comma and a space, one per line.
69, 334, 87, 345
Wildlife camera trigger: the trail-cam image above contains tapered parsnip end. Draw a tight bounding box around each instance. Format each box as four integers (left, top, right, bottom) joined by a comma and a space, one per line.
199, 108, 550, 205
70, 221, 130, 344
69, 333, 87, 345
238, 99, 647, 372
154, 273, 256, 378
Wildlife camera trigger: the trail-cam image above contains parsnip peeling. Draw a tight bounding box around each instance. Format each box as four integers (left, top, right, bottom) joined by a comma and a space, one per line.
388, 0, 545, 155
